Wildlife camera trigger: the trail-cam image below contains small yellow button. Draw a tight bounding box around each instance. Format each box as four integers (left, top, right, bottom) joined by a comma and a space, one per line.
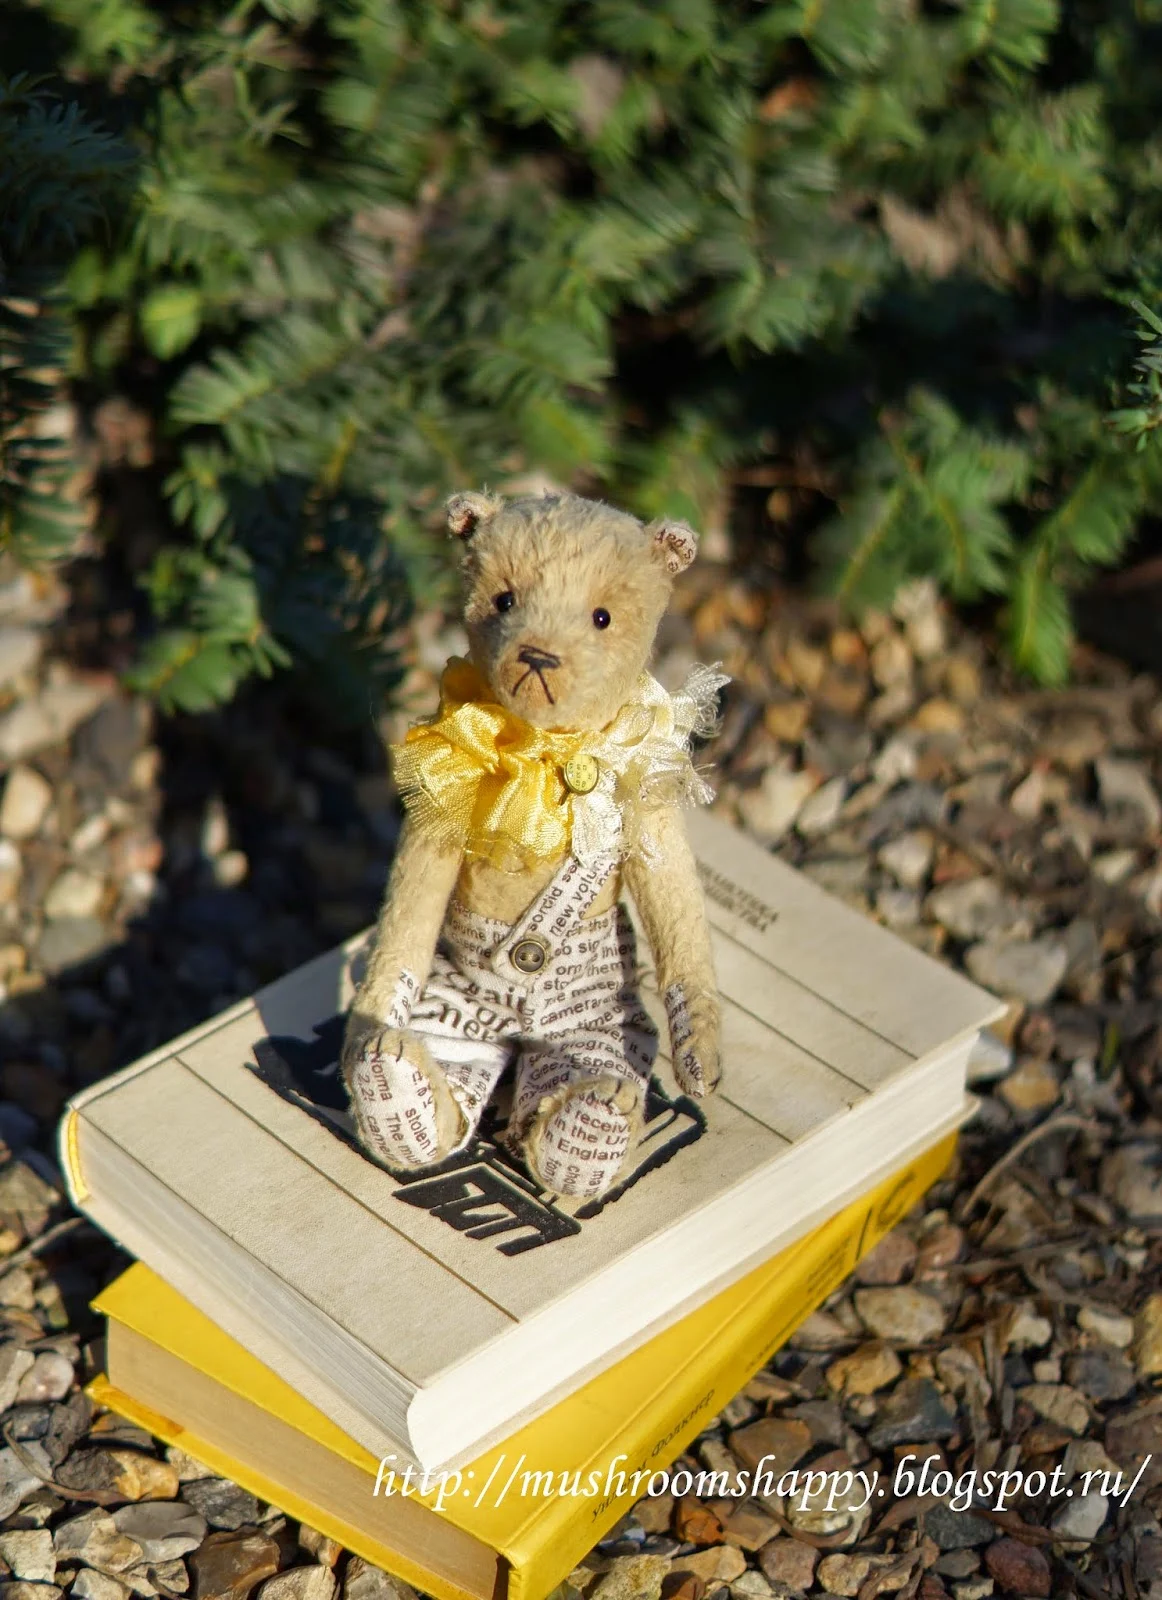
562, 753, 600, 795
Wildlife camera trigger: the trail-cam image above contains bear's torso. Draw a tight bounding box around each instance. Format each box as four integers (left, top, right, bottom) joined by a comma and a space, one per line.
455, 850, 622, 927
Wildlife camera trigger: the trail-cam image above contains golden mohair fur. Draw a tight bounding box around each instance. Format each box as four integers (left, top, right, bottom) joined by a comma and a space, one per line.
343, 489, 720, 1198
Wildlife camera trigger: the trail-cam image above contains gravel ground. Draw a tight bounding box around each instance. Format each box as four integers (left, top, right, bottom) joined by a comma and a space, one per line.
0, 553, 1159, 1600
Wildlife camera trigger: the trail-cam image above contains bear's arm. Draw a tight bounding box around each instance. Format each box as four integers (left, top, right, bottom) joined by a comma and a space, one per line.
622, 801, 721, 1097
342, 815, 462, 1072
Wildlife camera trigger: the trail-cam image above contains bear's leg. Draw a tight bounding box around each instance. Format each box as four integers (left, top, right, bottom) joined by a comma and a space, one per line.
510, 901, 658, 1200
346, 1028, 466, 1171
345, 940, 519, 1174
518, 1065, 646, 1201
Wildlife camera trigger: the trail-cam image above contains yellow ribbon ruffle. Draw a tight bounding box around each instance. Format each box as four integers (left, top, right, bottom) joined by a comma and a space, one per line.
391, 657, 728, 871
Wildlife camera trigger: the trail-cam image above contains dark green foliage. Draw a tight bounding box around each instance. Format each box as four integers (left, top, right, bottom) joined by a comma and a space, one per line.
9, 0, 1162, 704
1, 75, 132, 563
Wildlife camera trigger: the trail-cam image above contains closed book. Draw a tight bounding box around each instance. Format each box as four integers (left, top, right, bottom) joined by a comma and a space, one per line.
92, 1132, 956, 1600
62, 809, 1001, 1473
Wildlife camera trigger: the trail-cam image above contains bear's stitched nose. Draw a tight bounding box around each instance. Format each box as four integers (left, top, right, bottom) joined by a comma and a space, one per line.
517, 646, 561, 672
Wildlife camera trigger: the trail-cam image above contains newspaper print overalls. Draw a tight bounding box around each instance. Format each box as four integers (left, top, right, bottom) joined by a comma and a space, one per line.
406, 851, 659, 1198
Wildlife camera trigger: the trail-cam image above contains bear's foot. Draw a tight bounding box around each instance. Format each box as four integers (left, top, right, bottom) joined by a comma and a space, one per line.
346, 1028, 465, 1173
521, 1074, 643, 1201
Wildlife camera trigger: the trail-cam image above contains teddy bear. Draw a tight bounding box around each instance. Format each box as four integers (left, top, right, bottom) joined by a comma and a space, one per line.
341, 489, 727, 1201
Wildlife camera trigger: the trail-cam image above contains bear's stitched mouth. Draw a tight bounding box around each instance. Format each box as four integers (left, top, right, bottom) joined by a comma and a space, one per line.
512, 665, 556, 705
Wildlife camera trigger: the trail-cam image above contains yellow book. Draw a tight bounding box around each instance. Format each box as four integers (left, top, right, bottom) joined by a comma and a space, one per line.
91, 1132, 956, 1600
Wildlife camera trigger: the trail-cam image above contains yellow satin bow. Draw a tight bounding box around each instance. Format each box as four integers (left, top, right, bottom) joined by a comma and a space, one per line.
391, 658, 586, 870
391, 656, 728, 871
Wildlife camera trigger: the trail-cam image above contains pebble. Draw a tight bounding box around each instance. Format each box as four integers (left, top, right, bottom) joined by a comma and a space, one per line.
1136, 1294, 1162, 1378
1101, 1143, 1162, 1221
854, 1230, 917, 1287
794, 777, 846, 837
36, 917, 112, 975
188, 1531, 280, 1600
878, 830, 934, 889
14, 1351, 73, 1404
996, 1058, 1059, 1116
1079, 1304, 1135, 1350
791, 1308, 857, 1350
730, 1572, 772, 1600
0, 681, 108, 763
674, 1496, 723, 1546
875, 886, 921, 928
1106, 1398, 1162, 1490
738, 769, 818, 844
165, 1449, 217, 1484
0, 767, 52, 841
212, 852, 249, 889
926, 879, 1025, 943
964, 937, 1069, 1006
295, 1531, 342, 1569
56, 1448, 180, 1503
924, 1508, 994, 1550
1051, 1491, 1108, 1541
983, 1538, 1050, 1598
631, 1494, 672, 1535
53, 1511, 144, 1572
870, 634, 912, 690
1065, 1349, 1136, 1404
0, 1446, 40, 1519
758, 1539, 817, 1593
998, 1299, 1056, 1350
815, 1553, 881, 1597
1019, 1383, 1089, 1434
716, 1498, 777, 1551
826, 1342, 902, 1396
1095, 756, 1162, 835
112, 1505, 208, 1563
152, 1559, 192, 1594
673, 1547, 746, 1584
915, 1223, 964, 1276
43, 868, 104, 921
340, 1563, 417, 1600
911, 698, 964, 734
255, 1571, 336, 1600
0, 840, 21, 905
0, 1585, 62, 1600
178, 1482, 260, 1533
730, 1417, 812, 1473
0, 628, 41, 689
0, 1530, 55, 1583
72, 1574, 130, 1600
587, 1555, 672, 1600
951, 1581, 994, 1600
867, 1377, 958, 1449
764, 700, 810, 743
894, 581, 946, 659
854, 1286, 946, 1343
1092, 848, 1138, 884
0, 1346, 36, 1412
74, 698, 149, 786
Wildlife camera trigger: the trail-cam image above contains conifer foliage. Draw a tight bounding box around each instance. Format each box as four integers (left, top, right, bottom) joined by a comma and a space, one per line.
9, 0, 1162, 705
1, 74, 131, 566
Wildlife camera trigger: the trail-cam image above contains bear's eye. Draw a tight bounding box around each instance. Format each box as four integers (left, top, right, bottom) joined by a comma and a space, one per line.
494, 591, 516, 613
593, 607, 611, 630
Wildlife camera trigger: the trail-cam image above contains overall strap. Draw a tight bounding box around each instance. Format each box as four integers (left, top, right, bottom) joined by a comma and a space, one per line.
489, 852, 617, 985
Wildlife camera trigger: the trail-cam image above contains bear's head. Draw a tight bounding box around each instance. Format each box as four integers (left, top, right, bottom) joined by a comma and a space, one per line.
446, 490, 698, 733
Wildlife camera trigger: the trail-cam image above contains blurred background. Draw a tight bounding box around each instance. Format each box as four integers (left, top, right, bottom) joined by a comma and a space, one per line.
3, 10, 1162, 1595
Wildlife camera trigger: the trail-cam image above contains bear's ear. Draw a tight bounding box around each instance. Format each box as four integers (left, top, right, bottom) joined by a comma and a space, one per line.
645, 517, 698, 575
446, 490, 505, 540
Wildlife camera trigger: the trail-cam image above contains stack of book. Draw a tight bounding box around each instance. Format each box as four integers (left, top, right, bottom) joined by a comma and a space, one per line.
61, 810, 1003, 1600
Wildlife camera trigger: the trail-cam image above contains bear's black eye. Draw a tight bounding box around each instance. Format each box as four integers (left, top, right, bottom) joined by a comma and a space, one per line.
494, 591, 515, 613
593, 607, 611, 630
